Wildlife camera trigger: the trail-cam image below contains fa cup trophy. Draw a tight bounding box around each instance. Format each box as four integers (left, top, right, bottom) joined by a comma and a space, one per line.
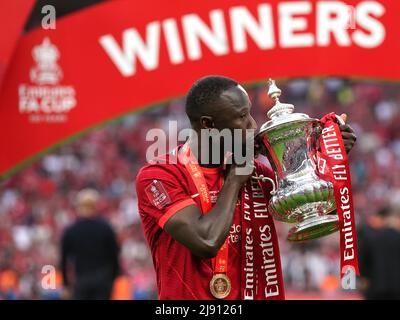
256, 79, 343, 241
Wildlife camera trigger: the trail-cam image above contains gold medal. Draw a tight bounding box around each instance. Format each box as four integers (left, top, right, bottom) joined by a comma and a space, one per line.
209, 273, 231, 299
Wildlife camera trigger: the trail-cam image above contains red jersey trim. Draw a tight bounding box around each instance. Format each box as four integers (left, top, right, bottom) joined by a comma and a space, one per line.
158, 198, 196, 229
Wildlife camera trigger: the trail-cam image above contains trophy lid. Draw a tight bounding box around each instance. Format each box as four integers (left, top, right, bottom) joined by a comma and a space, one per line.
258, 79, 315, 134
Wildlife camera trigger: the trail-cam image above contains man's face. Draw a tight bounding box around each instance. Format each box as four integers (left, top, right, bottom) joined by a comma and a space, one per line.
212, 85, 257, 132
212, 85, 257, 159
198, 86, 257, 160
197, 84, 257, 162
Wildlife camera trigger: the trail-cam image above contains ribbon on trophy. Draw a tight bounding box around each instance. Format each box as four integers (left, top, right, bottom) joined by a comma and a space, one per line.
316, 112, 359, 280
240, 175, 285, 300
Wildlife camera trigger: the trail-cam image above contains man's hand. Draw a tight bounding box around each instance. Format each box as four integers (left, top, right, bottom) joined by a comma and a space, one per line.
226, 134, 256, 185
225, 160, 255, 186
338, 113, 357, 154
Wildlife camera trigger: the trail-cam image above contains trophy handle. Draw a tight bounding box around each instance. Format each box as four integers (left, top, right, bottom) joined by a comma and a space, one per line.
251, 173, 277, 195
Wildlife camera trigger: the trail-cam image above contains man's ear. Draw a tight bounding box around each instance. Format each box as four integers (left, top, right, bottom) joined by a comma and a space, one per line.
200, 116, 214, 129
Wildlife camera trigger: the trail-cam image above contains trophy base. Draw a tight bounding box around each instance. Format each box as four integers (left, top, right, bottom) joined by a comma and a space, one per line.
287, 215, 339, 242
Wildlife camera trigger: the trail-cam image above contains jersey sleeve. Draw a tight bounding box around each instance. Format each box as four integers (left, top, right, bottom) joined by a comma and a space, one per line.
136, 165, 196, 229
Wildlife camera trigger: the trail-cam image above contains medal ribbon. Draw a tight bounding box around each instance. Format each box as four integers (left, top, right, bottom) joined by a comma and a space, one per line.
317, 113, 359, 278
179, 142, 229, 277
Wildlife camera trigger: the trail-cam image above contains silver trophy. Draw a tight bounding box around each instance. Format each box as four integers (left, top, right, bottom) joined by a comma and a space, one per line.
255, 79, 342, 241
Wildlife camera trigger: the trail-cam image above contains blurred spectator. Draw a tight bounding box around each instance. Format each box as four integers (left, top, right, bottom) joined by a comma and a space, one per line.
358, 206, 400, 300
60, 189, 120, 299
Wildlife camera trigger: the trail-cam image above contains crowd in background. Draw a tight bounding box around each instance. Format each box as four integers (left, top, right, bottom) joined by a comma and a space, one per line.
1, 79, 400, 299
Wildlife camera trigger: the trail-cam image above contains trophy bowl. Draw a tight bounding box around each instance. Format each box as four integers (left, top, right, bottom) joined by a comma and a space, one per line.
255, 79, 339, 241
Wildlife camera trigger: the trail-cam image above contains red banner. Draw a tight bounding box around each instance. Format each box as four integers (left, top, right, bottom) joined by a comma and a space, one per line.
1, 0, 399, 179
0, 0, 35, 89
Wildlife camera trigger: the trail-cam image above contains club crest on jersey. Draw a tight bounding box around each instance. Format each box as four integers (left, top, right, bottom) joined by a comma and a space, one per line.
145, 180, 171, 209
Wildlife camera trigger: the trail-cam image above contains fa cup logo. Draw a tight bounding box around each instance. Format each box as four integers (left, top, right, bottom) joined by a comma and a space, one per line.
19, 37, 77, 123
30, 37, 63, 85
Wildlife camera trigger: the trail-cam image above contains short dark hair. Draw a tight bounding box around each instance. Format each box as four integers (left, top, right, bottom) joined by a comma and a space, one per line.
185, 75, 238, 123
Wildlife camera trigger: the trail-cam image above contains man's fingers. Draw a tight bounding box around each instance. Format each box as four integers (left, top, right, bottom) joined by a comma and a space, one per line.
339, 124, 355, 133
337, 116, 357, 154
341, 132, 357, 141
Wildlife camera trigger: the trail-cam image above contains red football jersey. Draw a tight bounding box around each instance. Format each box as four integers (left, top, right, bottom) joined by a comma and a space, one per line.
136, 148, 275, 300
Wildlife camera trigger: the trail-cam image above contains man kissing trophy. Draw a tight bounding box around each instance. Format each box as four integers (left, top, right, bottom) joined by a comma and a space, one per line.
255, 79, 359, 279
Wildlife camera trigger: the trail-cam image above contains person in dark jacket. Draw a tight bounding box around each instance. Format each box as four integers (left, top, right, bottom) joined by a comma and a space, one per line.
60, 188, 120, 300
358, 206, 400, 299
